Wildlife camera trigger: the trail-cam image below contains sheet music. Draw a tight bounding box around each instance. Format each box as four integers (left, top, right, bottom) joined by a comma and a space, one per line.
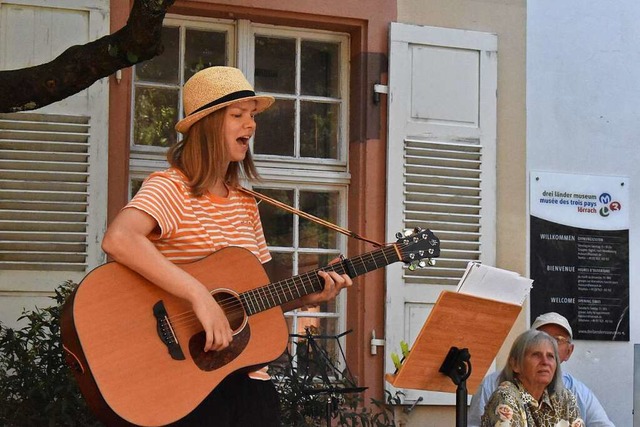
456, 262, 532, 306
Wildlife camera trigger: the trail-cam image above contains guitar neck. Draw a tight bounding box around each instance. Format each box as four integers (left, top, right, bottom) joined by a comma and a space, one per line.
240, 244, 401, 316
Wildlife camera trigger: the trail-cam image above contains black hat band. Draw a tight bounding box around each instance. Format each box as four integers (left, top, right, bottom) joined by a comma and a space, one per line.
190, 90, 257, 116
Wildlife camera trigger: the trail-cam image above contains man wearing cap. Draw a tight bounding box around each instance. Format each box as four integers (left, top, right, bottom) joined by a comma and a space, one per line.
468, 312, 614, 427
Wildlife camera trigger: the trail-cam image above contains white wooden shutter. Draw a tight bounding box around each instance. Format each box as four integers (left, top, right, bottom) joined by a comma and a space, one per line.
385, 22, 497, 404
0, 113, 91, 270
0, 0, 109, 285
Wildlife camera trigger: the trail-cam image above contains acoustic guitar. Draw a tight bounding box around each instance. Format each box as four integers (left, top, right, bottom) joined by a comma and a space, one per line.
61, 228, 440, 426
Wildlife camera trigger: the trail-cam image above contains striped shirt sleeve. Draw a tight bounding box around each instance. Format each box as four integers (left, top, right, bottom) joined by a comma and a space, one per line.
126, 171, 186, 239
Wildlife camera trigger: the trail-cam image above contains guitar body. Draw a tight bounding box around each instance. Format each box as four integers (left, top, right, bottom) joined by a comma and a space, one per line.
61, 247, 289, 427
61, 227, 441, 427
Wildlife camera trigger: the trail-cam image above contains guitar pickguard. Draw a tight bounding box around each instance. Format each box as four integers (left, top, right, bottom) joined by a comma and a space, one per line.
189, 325, 250, 371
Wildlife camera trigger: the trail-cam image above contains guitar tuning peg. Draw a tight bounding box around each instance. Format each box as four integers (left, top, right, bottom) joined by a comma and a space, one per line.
407, 263, 417, 271
418, 260, 427, 268
403, 229, 414, 237
428, 258, 436, 266
413, 227, 423, 233
395, 231, 404, 239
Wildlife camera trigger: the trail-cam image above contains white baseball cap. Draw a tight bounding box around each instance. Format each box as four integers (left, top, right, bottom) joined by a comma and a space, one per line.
531, 312, 573, 339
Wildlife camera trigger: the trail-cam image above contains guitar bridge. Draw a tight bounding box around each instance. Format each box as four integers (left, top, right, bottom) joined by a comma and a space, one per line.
153, 301, 185, 360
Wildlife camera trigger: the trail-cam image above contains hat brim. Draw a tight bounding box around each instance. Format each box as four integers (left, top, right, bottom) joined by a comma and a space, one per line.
175, 95, 275, 134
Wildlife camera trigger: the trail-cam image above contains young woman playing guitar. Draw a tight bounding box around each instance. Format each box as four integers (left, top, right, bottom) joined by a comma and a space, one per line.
101, 66, 352, 426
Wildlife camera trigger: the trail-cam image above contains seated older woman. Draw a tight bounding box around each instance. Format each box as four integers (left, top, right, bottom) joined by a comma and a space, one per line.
480, 329, 584, 427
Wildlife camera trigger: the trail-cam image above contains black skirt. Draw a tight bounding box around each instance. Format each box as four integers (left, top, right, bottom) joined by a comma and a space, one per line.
169, 373, 281, 427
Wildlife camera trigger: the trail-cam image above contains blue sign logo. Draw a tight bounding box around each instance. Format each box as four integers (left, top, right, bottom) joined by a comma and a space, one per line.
599, 193, 612, 204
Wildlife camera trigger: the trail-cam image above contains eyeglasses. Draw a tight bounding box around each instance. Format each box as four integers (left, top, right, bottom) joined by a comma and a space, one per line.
552, 335, 572, 345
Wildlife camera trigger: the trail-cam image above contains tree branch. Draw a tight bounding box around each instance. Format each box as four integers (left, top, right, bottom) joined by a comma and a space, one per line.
0, 0, 175, 113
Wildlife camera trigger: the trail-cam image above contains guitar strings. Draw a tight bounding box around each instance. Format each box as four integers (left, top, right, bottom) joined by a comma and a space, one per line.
166, 242, 419, 332
166, 243, 406, 331
100, 236, 434, 352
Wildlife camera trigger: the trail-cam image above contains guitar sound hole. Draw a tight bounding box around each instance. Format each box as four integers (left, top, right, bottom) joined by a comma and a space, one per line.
188, 289, 251, 372
212, 290, 246, 332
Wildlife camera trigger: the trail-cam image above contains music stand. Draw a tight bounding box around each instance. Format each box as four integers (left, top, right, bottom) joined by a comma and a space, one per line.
385, 291, 521, 427
287, 329, 367, 426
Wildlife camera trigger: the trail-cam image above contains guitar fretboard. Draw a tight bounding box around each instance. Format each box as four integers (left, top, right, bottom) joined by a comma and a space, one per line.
240, 245, 401, 316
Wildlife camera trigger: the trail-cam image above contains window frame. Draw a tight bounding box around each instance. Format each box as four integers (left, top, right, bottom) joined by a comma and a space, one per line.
247, 23, 351, 170
250, 182, 349, 337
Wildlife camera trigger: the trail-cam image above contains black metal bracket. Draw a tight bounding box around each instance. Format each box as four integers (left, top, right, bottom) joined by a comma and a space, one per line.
439, 346, 472, 427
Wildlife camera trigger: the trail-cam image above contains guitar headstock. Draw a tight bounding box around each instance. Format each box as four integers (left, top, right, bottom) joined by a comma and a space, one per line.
395, 227, 441, 270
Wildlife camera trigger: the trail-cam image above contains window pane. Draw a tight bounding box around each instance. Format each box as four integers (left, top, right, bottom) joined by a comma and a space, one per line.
133, 87, 179, 147
254, 36, 296, 94
299, 191, 340, 249
130, 178, 144, 199
257, 188, 294, 247
301, 41, 340, 98
299, 253, 337, 312
264, 252, 294, 283
254, 99, 295, 156
300, 102, 339, 159
184, 29, 227, 81
135, 26, 179, 84
315, 318, 340, 345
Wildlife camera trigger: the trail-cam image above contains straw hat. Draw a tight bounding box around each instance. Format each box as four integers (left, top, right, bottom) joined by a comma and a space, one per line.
175, 66, 275, 134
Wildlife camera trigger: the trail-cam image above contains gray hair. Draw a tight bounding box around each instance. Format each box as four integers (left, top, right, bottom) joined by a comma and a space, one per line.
498, 329, 564, 394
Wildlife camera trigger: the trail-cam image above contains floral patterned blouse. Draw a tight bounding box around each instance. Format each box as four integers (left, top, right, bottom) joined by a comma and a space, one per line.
480, 379, 585, 427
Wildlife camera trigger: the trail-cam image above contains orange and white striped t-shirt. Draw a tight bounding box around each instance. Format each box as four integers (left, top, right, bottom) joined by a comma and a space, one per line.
126, 168, 271, 265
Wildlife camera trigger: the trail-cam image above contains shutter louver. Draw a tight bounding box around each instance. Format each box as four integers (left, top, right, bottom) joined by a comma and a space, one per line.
403, 138, 482, 286
0, 113, 90, 271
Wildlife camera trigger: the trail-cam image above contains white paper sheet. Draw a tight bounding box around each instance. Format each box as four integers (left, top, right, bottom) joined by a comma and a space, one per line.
456, 262, 533, 306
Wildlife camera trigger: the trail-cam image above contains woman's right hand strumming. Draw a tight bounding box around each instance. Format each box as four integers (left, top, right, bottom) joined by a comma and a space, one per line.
188, 285, 233, 352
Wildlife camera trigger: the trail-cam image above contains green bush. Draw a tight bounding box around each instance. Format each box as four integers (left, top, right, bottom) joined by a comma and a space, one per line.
0, 281, 100, 426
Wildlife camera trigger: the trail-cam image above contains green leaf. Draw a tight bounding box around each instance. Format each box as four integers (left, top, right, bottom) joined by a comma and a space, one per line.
391, 352, 402, 370
400, 340, 410, 358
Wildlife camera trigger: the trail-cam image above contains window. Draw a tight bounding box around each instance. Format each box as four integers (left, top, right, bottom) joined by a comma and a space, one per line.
252, 32, 344, 161
257, 185, 347, 341
129, 16, 350, 340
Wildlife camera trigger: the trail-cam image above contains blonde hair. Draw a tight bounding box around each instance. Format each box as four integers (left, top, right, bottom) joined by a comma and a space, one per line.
167, 108, 260, 196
